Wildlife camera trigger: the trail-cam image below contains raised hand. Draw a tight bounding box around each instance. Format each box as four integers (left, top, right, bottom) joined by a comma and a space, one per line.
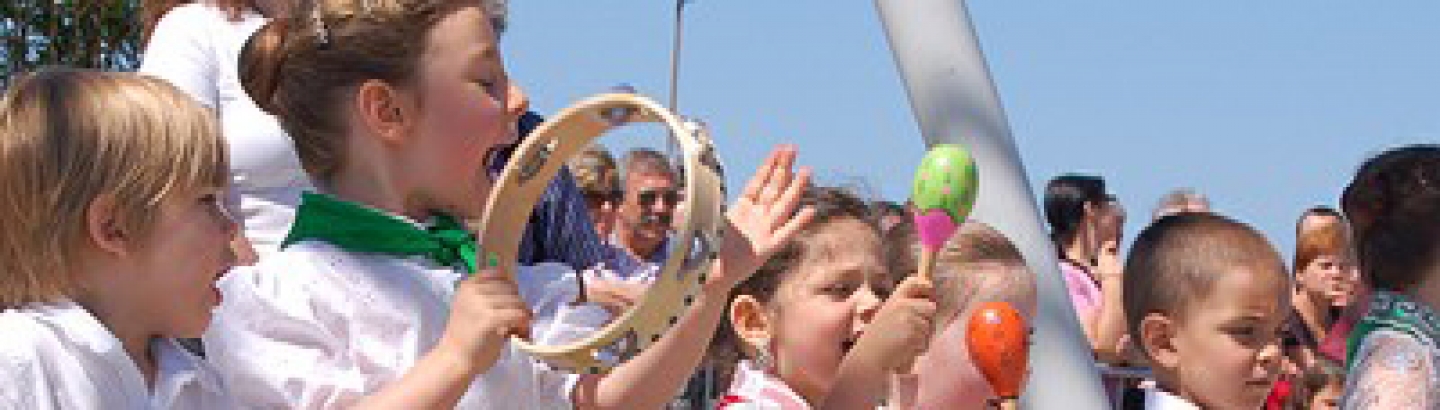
850, 275, 939, 373
707, 145, 816, 292
1095, 240, 1123, 280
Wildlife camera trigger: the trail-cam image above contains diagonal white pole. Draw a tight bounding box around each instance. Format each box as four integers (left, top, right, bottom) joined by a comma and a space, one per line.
873, 1, 1109, 409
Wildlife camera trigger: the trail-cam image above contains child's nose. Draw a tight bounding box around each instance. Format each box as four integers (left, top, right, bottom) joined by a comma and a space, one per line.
1256, 337, 1285, 370
506, 83, 530, 119
856, 287, 882, 324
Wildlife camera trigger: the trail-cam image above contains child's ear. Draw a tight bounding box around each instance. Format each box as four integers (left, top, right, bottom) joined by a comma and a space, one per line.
355, 79, 414, 146
1139, 312, 1181, 369
85, 195, 129, 256
729, 295, 774, 349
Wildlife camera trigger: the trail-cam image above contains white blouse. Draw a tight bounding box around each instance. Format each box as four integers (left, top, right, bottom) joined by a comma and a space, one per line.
204, 241, 578, 409
1143, 388, 1200, 410
140, 3, 313, 256
0, 301, 233, 409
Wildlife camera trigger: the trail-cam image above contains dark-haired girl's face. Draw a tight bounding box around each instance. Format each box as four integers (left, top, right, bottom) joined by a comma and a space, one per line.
405, 5, 526, 219
765, 219, 890, 404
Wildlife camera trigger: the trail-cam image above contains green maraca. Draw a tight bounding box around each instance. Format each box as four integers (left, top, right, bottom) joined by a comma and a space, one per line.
911, 144, 979, 279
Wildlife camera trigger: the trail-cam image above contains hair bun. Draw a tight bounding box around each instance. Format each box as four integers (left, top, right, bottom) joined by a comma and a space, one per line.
239, 18, 290, 117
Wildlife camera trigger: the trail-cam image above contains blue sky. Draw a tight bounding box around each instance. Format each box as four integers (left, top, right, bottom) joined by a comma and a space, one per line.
505, 2, 1440, 260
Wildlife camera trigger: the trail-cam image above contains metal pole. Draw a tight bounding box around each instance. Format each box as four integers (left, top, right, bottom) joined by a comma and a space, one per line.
873, 1, 1109, 409
666, 0, 686, 157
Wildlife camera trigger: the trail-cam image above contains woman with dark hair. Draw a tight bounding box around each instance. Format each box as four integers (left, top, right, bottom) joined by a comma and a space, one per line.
1043, 174, 1125, 361
1340, 145, 1440, 409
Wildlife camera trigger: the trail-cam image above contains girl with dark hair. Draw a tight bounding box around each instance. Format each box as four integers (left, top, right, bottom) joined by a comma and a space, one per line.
1043, 174, 1126, 361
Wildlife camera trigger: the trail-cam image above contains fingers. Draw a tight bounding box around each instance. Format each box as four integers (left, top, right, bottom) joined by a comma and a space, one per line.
461, 267, 534, 339
895, 275, 936, 300
739, 146, 787, 202
758, 147, 798, 204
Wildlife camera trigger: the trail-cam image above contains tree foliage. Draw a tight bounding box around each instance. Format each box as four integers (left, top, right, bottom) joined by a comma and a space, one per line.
2, 1, 142, 86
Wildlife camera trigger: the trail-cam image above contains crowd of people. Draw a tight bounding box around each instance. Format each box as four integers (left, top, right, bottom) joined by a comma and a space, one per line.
0, 1, 1436, 409
1043, 154, 1440, 409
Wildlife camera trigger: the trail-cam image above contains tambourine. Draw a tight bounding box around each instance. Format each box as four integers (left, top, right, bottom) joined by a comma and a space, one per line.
474, 93, 726, 374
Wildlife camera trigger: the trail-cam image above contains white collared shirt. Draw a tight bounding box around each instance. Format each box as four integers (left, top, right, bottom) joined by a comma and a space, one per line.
0, 301, 233, 409
719, 360, 812, 410
204, 241, 578, 409
1145, 387, 1201, 410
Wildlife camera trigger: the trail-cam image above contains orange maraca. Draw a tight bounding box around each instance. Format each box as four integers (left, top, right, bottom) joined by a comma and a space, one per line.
966, 301, 1028, 409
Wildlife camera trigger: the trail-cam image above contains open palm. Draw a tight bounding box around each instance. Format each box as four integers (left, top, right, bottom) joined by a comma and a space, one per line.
707, 145, 817, 292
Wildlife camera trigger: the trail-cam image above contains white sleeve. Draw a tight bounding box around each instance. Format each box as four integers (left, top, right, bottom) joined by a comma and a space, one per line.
0, 318, 55, 409
1342, 330, 1439, 410
139, 4, 220, 108
204, 262, 380, 409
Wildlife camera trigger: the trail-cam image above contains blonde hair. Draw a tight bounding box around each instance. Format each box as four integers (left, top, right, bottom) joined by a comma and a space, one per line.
888, 220, 1037, 324
240, 0, 507, 180
0, 69, 227, 309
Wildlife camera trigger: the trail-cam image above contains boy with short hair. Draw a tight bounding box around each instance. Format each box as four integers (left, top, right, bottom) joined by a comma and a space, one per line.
1123, 213, 1290, 409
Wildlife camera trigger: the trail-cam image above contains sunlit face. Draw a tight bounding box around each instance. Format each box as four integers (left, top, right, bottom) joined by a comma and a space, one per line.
406, 5, 527, 219
912, 263, 1038, 410
619, 171, 680, 243
1298, 254, 1356, 308
766, 219, 889, 404
1164, 264, 1289, 410
133, 186, 238, 338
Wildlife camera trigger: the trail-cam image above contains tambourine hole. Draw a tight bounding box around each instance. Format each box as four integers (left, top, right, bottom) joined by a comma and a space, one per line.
668, 315, 679, 326
598, 104, 637, 126
517, 145, 552, 182
683, 294, 695, 307
680, 231, 715, 277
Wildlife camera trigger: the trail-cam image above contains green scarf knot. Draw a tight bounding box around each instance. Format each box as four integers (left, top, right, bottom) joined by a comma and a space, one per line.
283, 192, 479, 273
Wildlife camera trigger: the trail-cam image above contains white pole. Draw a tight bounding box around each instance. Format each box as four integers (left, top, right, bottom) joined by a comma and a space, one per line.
873, 1, 1109, 408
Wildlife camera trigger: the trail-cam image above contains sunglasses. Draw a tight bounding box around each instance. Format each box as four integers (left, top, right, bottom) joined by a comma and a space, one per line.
636, 188, 683, 207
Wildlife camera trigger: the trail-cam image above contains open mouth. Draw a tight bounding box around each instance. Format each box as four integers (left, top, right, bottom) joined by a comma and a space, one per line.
841, 332, 863, 354
484, 143, 518, 179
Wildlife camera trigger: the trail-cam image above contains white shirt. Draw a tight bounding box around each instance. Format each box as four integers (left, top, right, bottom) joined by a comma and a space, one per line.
720, 360, 811, 409
1144, 387, 1201, 410
204, 241, 578, 409
0, 301, 233, 409
140, 3, 313, 256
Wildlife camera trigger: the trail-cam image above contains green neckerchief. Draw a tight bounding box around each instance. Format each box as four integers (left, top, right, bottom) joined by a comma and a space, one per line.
282, 192, 482, 273
1347, 290, 1440, 370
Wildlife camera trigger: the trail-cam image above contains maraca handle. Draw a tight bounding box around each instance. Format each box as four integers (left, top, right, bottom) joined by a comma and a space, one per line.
917, 249, 937, 281
994, 398, 1018, 410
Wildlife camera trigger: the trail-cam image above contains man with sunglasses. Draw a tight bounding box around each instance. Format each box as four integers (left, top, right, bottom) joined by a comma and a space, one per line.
609, 148, 684, 278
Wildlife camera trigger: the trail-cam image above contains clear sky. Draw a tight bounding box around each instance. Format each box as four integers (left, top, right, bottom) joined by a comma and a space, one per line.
505, 1, 1440, 261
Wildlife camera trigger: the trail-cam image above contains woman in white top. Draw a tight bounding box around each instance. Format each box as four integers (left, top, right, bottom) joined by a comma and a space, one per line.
141, 0, 312, 261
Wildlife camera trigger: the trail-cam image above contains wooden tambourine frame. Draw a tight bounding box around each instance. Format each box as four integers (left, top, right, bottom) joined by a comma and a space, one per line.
474, 93, 726, 374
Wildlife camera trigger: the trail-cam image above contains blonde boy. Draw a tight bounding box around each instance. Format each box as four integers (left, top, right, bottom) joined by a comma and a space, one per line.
1123, 213, 1289, 409
884, 221, 1038, 409
0, 69, 237, 408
